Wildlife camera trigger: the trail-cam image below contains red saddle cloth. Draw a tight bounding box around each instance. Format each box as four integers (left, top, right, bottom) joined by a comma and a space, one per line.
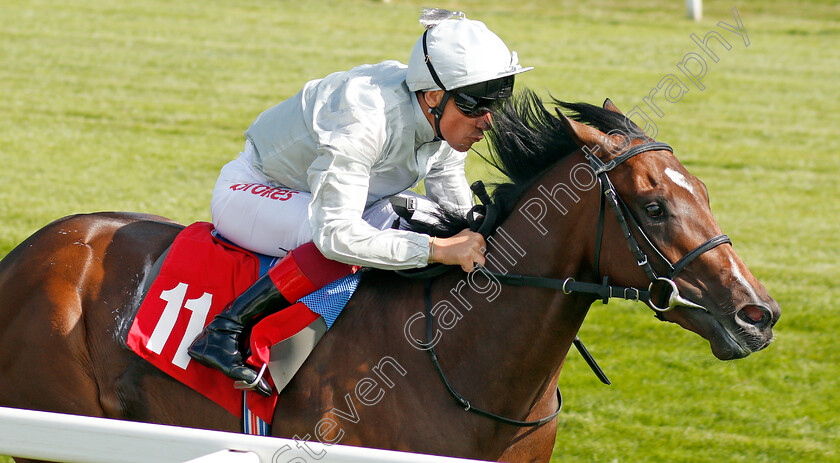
126, 222, 309, 423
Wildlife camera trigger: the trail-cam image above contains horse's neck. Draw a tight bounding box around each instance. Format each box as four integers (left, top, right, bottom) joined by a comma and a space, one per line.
433, 153, 599, 423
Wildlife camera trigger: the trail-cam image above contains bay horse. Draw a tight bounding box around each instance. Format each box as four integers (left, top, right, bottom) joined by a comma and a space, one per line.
0, 92, 779, 463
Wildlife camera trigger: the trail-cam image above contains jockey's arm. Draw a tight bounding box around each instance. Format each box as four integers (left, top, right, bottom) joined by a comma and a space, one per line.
306, 142, 434, 270
306, 142, 485, 272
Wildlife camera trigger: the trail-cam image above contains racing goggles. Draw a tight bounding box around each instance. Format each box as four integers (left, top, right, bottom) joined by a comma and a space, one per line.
451, 75, 515, 117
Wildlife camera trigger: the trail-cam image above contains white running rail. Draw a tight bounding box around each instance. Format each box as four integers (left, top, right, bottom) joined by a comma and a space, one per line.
0, 406, 489, 463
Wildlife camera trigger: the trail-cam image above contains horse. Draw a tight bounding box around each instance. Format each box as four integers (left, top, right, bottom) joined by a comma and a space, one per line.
0, 91, 780, 463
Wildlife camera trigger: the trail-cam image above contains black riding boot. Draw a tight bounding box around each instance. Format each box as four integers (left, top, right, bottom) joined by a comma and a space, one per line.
188, 273, 289, 396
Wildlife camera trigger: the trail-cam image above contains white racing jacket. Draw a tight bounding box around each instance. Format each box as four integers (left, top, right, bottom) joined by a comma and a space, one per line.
244, 61, 473, 269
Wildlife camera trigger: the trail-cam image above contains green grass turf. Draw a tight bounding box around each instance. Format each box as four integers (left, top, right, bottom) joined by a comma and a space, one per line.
1, 1, 838, 462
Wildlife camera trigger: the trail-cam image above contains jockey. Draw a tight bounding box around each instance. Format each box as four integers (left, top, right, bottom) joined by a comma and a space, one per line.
188, 9, 532, 395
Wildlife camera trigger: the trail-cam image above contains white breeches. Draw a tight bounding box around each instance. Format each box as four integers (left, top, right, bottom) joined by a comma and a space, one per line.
211, 143, 437, 257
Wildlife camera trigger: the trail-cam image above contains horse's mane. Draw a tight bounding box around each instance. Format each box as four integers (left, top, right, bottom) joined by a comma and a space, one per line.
406, 89, 647, 237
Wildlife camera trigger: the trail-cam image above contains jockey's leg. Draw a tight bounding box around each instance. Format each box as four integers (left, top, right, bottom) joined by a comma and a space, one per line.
188, 241, 354, 396
208, 143, 314, 258
190, 143, 327, 395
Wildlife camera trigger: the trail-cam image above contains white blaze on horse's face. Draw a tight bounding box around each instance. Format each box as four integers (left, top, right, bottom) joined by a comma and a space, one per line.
664, 167, 695, 194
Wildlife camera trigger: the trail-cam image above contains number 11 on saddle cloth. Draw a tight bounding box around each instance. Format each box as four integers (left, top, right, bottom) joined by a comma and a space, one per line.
125, 222, 361, 423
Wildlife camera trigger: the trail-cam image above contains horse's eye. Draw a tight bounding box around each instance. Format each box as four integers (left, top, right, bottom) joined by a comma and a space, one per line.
646, 204, 664, 218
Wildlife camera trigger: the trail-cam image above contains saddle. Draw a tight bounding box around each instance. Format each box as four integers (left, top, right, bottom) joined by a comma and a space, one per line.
121, 222, 360, 425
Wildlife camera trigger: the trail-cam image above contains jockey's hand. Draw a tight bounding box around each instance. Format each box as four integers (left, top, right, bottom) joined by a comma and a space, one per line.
431, 229, 486, 272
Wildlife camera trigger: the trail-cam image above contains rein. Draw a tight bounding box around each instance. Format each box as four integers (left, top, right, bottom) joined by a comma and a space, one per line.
422, 278, 564, 427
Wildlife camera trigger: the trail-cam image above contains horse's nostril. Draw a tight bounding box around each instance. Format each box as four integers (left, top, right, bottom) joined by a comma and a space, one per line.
738, 304, 770, 328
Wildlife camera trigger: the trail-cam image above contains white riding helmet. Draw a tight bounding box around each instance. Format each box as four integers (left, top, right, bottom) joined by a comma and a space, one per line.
406, 10, 533, 94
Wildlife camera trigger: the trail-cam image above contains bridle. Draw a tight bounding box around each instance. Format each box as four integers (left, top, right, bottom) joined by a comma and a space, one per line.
472, 141, 731, 316
401, 141, 732, 427
583, 141, 731, 315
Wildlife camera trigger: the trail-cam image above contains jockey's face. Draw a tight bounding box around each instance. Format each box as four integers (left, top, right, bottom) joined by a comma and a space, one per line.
422, 91, 493, 152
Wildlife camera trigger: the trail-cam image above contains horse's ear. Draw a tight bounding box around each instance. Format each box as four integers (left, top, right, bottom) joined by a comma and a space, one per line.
555, 108, 604, 148
603, 98, 623, 115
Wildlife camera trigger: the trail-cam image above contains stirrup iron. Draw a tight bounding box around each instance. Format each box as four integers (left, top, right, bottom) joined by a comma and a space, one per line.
234, 363, 268, 391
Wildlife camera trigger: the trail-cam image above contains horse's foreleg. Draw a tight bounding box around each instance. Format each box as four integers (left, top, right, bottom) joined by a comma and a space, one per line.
496, 369, 563, 463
